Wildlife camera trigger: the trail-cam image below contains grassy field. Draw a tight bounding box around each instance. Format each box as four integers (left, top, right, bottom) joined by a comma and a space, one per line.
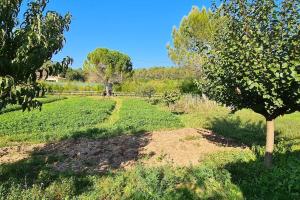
0, 97, 183, 146
0, 96, 67, 114
180, 102, 300, 148
0, 96, 299, 199
0, 97, 116, 146
116, 98, 183, 132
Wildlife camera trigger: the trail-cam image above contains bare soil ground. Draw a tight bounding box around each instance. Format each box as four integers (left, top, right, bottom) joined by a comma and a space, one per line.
0, 128, 247, 173
0, 144, 45, 163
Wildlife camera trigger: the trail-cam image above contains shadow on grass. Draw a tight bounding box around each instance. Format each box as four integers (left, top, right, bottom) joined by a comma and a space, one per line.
225, 150, 300, 200
209, 116, 282, 146
38, 128, 151, 173
64, 126, 147, 140
196, 128, 248, 148
0, 127, 151, 197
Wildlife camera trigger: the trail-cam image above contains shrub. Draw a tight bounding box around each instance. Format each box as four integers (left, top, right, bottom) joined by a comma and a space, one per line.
162, 90, 181, 108
180, 78, 201, 94
138, 85, 156, 99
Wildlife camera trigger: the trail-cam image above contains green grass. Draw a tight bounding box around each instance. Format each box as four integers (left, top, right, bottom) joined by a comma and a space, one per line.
0, 97, 299, 199
69, 98, 184, 139
0, 97, 183, 145
0, 97, 115, 145
1, 148, 298, 200
180, 103, 300, 147
116, 98, 184, 132
0, 95, 67, 114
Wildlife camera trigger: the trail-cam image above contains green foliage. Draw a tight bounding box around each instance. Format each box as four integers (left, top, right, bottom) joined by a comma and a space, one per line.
45, 81, 104, 92
179, 78, 201, 94
204, 0, 300, 120
162, 90, 181, 107
0, 97, 299, 199
0, 0, 72, 111
0, 97, 183, 145
167, 6, 223, 71
0, 97, 115, 145
226, 150, 300, 200
83, 48, 132, 84
179, 99, 300, 147
138, 85, 156, 99
0, 150, 299, 199
64, 68, 85, 82
118, 79, 181, 94
0, 95, 66, 114
148, 98, 161, 105
116, 98, 183, 132
132, 66, 195, 81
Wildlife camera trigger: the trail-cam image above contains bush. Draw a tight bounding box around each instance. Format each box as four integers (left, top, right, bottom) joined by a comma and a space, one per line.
179, 78, 201, 94
64, 68, 85, 82
148, 98, 161, 105
138, 85, 156, 99
162, 90, 181, 108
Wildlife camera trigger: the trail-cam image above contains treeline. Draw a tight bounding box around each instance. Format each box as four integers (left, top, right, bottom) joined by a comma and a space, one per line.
48, 66, 199, 94
63, 66, 195, 82
132, 66, 195, 81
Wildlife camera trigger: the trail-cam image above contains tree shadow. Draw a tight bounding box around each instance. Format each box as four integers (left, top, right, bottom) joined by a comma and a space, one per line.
209, 116, 282, 146
37, 131, 151, 173
196, 128, 248, 148
0, 127, 153, 197
224, 150, 300, 200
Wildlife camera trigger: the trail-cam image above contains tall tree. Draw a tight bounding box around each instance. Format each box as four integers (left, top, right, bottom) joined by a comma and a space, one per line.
0, 0, 72, 111
204, 0, 300, 167
83, 48, 132, 95
167, 6, 223, 74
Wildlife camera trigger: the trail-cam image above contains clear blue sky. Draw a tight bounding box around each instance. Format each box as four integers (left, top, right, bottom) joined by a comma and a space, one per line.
40, 0, 214, 69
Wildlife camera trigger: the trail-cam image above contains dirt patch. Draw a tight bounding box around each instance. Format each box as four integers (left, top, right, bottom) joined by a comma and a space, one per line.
39, 134, 150, 173
0, 128, 247, 172
140, 128, 247, 166
0, 144, 45, 163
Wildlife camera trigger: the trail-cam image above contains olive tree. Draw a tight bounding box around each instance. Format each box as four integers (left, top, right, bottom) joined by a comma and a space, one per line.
0, 0, 72, 111
83, 48, 132, 96
204, 0, 300, 167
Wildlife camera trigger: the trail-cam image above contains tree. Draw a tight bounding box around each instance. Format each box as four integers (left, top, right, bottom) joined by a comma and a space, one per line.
167, 6, 223, 73
64, 68, 85, 82
0, 0, 72, 111
204, 0, 300, 167
83, 48, 133, 96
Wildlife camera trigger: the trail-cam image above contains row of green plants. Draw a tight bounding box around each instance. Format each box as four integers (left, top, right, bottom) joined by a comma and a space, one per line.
0, 96, 67, 114
115, 98, 183, 133
66, 98, 185, 140
0, 97, 116, 146
0, 97, 184, 146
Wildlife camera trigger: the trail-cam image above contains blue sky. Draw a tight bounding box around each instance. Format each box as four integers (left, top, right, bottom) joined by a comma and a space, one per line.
36, 0, 213, 69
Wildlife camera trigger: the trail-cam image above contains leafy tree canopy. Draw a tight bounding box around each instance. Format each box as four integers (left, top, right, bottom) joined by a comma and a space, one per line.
205, 0, 300, 120
63, 68, 85, 82
83, 48, 133, 84
0, 0, 72, 111
167, 6, 224, 72
204, 0, 300, 167
132, 66, 195, 81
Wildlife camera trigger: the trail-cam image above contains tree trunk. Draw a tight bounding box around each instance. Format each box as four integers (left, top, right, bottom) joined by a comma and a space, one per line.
264, 119, 275, 168
105, 85, 111, 96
